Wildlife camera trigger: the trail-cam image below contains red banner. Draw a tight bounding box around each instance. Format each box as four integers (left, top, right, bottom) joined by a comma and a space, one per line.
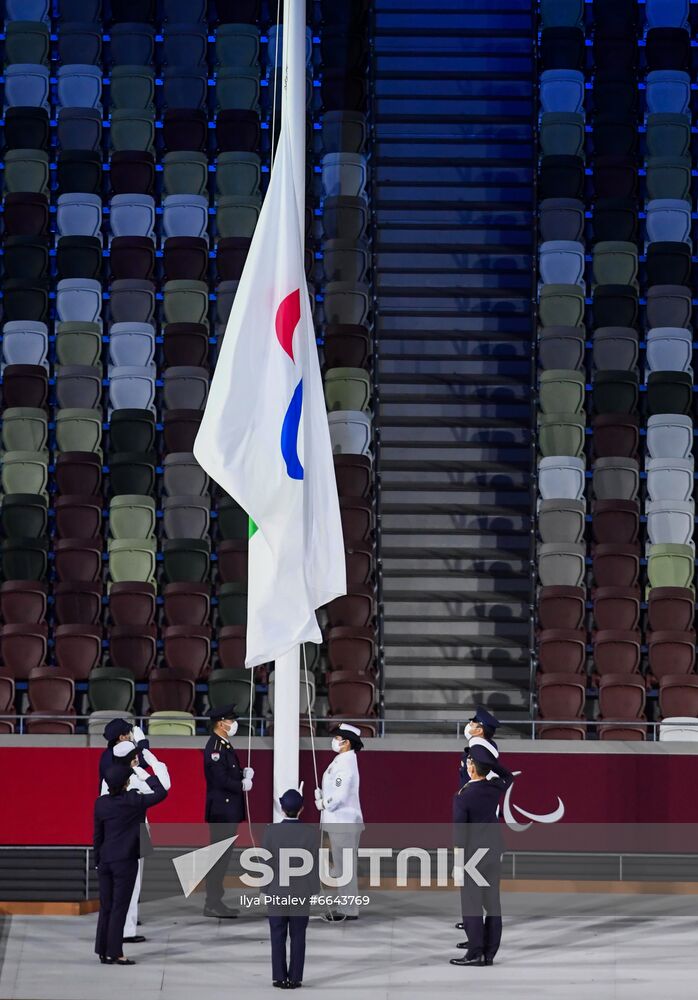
1, 747, 695, 846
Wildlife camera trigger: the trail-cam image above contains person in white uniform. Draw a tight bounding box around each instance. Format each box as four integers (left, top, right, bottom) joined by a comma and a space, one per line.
315, 722, 364, 921
99, 726, 171, 943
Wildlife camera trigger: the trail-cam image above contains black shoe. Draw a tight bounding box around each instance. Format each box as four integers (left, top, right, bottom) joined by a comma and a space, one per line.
203, 904, 239, 918
106, 958, 136, 966
122, 935, 146, 943
136, 919, 142, 925
98, 955, 108, 964
450, 955, 485, 967
287, 983, 302, 989
454, 922, 464, 930
484, 957, 494, 966
272, 981, 288, 989
343, 916, 358, 921
456, 941, 468, 949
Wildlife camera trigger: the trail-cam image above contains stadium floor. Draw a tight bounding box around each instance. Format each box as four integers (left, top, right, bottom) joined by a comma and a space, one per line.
0, 892, 695, 999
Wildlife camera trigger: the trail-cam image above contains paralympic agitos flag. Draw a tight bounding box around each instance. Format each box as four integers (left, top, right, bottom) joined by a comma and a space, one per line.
194, 123, 346, 668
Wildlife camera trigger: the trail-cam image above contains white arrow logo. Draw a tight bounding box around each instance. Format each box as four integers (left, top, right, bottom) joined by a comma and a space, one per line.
172, 836, 238, 897
464, 847, 491, 887
503, 771, 565, 833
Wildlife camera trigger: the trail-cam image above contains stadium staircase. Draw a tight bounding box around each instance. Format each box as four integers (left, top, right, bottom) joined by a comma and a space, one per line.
371, 0, 537, 735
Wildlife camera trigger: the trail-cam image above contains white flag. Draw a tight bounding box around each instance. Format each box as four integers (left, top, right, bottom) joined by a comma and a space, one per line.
194, 125, 346, 668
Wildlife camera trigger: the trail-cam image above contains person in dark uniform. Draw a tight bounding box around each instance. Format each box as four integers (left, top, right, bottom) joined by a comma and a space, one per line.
93, 763, 168, 965
262, 788, 320, 989
458, 707, 500, 784
450, 743, 513, 968
203, 704, 253, 918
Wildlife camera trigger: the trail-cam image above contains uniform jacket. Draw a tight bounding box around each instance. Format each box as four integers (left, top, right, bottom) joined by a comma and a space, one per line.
262, 819, 320, 914
203, 733, 246, 823
321, 749, 363, 825
453, 761, 513, 859
93, 774, 167, 867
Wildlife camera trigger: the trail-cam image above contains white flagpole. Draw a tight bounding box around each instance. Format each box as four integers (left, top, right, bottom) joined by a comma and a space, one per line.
272, 0, 307, 822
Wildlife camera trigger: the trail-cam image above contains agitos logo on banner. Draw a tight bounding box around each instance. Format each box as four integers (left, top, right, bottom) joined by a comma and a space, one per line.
275, 287, 304, 481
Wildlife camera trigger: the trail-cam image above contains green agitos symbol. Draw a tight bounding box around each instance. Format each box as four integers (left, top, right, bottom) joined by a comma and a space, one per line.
248, 517, 258, 539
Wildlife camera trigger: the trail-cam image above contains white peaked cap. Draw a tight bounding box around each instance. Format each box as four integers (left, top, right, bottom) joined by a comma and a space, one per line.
113, 740, 137, 758
338, 723, 361, 737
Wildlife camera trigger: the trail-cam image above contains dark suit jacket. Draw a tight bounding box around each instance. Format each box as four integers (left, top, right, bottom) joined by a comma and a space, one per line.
453, 762, 513, 859
93, 775, 167, 867
203, 734, 245, 823
262, 819, 320, 914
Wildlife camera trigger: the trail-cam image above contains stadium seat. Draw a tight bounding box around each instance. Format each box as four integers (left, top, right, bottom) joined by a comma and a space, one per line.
54, 494, 103, 539
148, 711, 197, 736
216, 584, 248, 627
659, 675, 698, 719
108, 582, 157, 626
26, 667, 76, 734
54, 625, 103, 680
538, 629, 586, 674
647, 543, 695, 591
148, 669, 196, 714
648, 631, 696, 683
109, 495, 156, 540
109, 624, 157, 681
537, 673, 586, 734
162, 452, 210, 497
646, 501, 695, 547
108, 538, 157, 584
162, 583, 211, 626
538, 542, 586, 588
647, 587, 695, 632
163, 625, 212, 679
53, 582, 102, 625
592, 458, 639, 501
592, 327, 639, 372
591, 588, 640, 631
591, 500, 639, 545
0, 622, 48, 678
538, 500, 585, 543
592, 544, 640, 589
327, 626, 375, 674
0, 676, 16, 733
0, 581, 47, 624
592, 631, 641, 676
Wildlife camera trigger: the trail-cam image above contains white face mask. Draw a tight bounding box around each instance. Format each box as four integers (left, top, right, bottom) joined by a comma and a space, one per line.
224, 720, 238, 738
464, 723, 476, 739
331, 737, 342, 753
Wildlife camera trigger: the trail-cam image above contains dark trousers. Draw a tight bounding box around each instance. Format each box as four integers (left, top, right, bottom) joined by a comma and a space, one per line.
95, 858, 139, 959
205, 822, 238, 907
268, 915, 309, 983
460, 860, 502, 961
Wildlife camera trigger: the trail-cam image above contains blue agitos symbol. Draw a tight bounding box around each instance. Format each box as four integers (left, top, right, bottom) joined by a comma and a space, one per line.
275, 288, 304, 481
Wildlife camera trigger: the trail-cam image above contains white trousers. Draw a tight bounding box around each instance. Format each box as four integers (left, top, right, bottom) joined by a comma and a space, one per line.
123, 857, 143, 937
325, 827, 362, 916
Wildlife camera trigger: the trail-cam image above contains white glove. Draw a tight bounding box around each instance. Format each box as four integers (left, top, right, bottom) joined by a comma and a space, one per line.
242, 778, 253, 792
314, 788, 325, 811
131, 725, 146, 744
141, 747, 157, 767
132, 766, 150, 781
243, 767, 254, 780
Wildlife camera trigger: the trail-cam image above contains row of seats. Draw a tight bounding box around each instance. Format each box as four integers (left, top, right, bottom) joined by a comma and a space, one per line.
535, 0, 698, 739
0, 0, 376, 734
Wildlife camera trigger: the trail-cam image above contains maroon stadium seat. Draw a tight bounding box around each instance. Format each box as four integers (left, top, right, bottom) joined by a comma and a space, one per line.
162, 323, 210, 367
537, 629, 586, 674
659, 675, 698, 718
215, 109, 261, 153
148, 667, 196, 713
215, 237, 252, 281
592, 413, 639, 459
163, 109, 208, 152
26, 666, 75, 733
216, 540, 248, 583
647, 587, 695, 632
538, 673, 586, 739
592, 543, 640, 588
538, 724, 586, 739
53, 538, 103, 582
110, 236, 156, 281
0, 674, 16, 733
345, 542, 373, 585
217, 625, 247, 669
597, 725, 646, 740
326, 585, 375, 628
591, 587, 640, 631
54, 494, 104, 538
163, 625, 212, 679
591, 500, 639, 545
0, 623, 48, 678
108, 582, 157, 626
598, 673, 646, 723
3, 193, 50, 237
537, 586, 586, 630
2, 365, 49, 408
163, 237, 209, 282
54, 624, 103, 680
327, 626, 375, 674
0, 581, 47, 624
53, 581, 103, 625
592, 630, 641, 676
324, 324, 372, 369
55, 451, 102, 494
162, 582, 211, 626
327, 670, 375, 718
162, 409, 203, 453
109, 624, 158, 681
339, 497, 373, 542
647, 631, 697, 684
109, 151, 155, 196
333, 454, 372, 498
